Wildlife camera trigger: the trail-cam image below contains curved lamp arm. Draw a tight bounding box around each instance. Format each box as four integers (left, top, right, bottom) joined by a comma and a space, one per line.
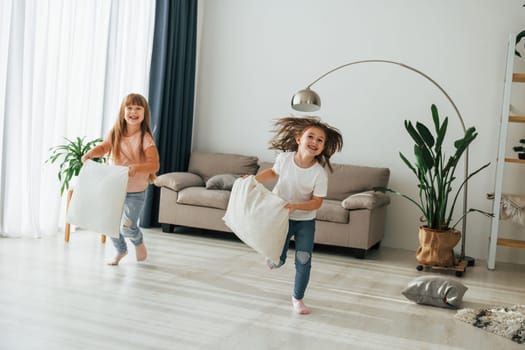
291, 59, 471, 262
293, 59, 466, 132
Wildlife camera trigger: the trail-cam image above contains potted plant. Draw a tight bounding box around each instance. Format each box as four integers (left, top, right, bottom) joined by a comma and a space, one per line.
374, 104, 491, 267
46, 136, 105, 194
517, 31, 525, 57
516, 5, 525, 56
513, 139, 525, 159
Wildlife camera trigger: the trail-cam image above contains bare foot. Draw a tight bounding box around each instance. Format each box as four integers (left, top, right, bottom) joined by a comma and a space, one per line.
135, 243, 147, 262
265, 258, 282, 270
292, 297, 311, 315
108, 252, 128, 266
265, 258, 275, 270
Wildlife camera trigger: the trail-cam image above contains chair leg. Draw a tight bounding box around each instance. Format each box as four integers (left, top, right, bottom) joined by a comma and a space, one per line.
64, 189, 73, 242
64, 223, 71, 242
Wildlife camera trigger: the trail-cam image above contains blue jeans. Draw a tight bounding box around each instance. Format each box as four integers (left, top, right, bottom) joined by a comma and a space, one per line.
111, 191, 146, 254
277, 219, 316, 300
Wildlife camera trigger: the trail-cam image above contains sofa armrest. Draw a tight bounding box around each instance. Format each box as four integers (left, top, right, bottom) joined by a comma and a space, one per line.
154, 172, 204, 191
341, 190, 390, 210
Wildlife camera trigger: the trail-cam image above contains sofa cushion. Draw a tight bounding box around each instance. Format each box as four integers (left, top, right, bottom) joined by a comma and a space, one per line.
206, 174, 240, 190
188, 152, 259, 182
342, 191, 391, 210
154, 172, 204, 191
316, 199, 349, 224
327, 163, 390, 201
177, 187, 230, 210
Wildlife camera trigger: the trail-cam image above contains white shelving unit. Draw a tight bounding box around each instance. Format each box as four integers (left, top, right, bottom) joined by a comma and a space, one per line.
487, 35, 525, 269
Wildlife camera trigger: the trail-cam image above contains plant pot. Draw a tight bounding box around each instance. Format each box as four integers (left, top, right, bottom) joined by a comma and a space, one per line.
519, 153, 525, 160
416, 226, 461, 267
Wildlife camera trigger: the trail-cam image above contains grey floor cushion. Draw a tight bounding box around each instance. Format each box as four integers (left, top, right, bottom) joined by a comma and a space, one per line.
402, 275, 468, 308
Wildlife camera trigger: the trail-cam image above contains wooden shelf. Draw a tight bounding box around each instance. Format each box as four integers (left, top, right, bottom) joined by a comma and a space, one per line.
497, 238, 525, 248
504, 157, 525, 164
513, 73, 525, 82
509, 116, 525, 123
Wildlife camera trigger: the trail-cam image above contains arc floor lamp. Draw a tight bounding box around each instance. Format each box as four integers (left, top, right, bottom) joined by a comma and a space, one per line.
290, 59, 474, 265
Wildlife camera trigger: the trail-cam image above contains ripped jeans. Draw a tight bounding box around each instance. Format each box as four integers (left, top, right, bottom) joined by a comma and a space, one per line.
111, 191, 146, 254
276, 219, 316, 300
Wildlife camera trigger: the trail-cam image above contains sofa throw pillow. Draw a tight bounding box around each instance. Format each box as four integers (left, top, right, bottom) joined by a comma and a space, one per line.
206, 174, 240, 190
223, 175, 289, 263
66, 160, 128, 238
154, 172, 204, 191
341, 191, 390, 210
401, 276, 468, 308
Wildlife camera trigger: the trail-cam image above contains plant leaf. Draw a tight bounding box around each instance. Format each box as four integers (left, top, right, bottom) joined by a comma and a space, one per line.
45, 136, 103, 195
404, 120, 425, 146
415, 122, 435, 148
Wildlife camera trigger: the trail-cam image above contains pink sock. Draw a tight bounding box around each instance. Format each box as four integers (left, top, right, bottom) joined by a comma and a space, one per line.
292, 297, 311, 315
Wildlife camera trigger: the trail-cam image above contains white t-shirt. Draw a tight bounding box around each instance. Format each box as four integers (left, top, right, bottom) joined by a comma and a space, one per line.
272, 152, 328, 220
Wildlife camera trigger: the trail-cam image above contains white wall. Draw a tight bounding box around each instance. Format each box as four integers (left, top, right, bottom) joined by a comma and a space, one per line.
194, 0, 525, 264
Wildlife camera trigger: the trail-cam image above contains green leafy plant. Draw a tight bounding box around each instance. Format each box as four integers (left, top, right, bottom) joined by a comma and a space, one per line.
516, 30, 525, 57
516, 5, 525, 57
46, 136, 104, 194
513, 138, 525, 159
374, 104, 492, 231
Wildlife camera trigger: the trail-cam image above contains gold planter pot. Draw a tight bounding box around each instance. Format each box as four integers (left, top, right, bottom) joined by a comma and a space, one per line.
416, 226, 461, 267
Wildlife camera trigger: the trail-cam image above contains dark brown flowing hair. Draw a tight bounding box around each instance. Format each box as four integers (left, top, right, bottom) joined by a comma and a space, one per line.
108, 93, 153, 164
269, 116, 343, 172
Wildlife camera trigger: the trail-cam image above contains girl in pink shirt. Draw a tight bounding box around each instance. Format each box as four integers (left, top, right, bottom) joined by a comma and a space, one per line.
82, 93, 160, 265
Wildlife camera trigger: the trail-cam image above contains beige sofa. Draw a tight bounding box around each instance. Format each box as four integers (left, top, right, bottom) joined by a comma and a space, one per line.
155, 151, 391, 258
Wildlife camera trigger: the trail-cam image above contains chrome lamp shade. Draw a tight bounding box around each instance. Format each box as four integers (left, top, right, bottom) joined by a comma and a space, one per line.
291, 88, 321, 112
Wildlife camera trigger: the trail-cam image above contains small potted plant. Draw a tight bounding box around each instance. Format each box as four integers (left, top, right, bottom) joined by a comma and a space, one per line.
46, 136, 105, 194
513, 139, 525, 159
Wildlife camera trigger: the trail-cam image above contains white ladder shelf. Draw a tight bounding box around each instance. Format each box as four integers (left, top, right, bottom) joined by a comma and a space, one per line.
487, 35, 525, 269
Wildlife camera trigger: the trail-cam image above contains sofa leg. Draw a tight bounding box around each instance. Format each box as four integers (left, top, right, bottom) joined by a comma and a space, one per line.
353, 249, 367, 259
161, 224, 175, 233
371, 241, 381, 250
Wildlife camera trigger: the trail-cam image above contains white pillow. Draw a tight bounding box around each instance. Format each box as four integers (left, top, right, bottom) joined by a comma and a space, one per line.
66, 160, 128, 238
223, 175, 289, 262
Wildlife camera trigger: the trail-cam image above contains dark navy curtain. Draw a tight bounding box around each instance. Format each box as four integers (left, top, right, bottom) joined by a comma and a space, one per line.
141, 0, 198, 227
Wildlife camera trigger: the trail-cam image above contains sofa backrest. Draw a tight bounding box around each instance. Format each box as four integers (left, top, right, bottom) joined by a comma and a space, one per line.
327, 163, 390, 201
257, 160, 390, 201
188, 151, 259, 182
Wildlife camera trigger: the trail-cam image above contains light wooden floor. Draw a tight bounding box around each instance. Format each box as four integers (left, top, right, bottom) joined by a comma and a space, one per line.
1, 228, 525, 350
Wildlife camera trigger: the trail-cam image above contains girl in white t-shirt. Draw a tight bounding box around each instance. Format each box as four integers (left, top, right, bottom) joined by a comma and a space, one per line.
255, 116, 343, 314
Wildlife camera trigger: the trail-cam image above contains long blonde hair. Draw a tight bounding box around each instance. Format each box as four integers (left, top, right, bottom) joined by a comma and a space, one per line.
109, 93, 156, 181
269, 116, 343, 172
